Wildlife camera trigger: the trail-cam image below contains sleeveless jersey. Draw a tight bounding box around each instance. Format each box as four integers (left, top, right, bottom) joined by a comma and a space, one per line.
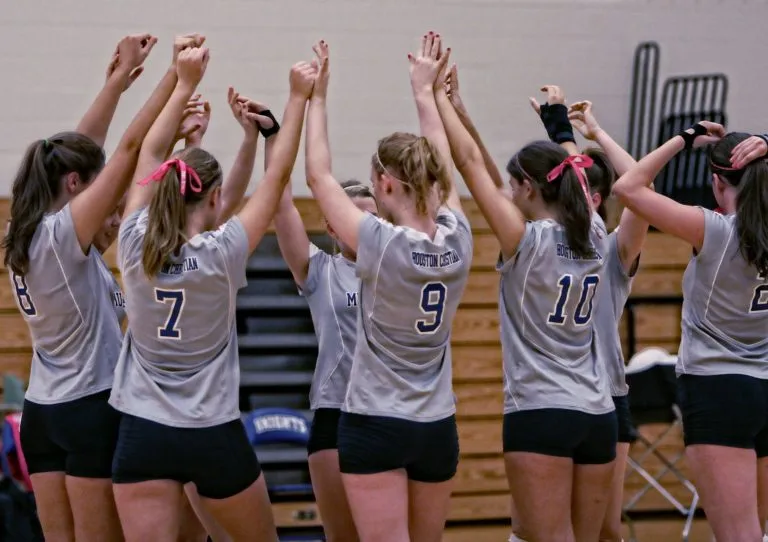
678, 209, 768, 378
301, 245, 359, 410
109, 208, 249, 428
10, 205, 124, 404
594, 229, 635, 397
343, 207, 473, 422
498, 215, 613, 415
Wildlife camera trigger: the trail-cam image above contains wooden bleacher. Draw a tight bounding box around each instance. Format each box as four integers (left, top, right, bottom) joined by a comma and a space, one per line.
0, 197, 709, 540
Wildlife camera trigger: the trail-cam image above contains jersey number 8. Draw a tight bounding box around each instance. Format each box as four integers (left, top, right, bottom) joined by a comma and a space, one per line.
548, 274, 600, 326
155, 288, 185, 339
11, 273, 37, 317
416, 282, 447, 334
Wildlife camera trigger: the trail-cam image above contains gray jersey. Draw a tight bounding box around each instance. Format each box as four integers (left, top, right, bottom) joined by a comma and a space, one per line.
498, 216, 614, 415
10, 205, 123, 404
344, 208, 473, 422
678, 209, 768, 378
110, 208, 249, 428
96, 252, 127, 326
301, 245, 359, 410
593, 229, 635, 397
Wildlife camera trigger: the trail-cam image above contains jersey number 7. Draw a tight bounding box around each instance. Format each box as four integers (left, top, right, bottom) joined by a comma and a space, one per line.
155, 288, 185, 339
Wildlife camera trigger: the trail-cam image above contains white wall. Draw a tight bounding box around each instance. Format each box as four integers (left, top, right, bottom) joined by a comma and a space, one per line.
0, 0, 765, 196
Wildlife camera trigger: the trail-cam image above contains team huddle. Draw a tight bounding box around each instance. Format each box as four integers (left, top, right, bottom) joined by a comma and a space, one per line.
2, 29, 768, 542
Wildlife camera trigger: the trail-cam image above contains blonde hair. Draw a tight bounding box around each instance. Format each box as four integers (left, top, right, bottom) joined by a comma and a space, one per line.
142, 147, 222, 276
371, 132, 448, 215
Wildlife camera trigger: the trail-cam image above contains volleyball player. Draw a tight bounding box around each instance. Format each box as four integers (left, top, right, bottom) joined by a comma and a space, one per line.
0, 33, 204, 541
109, 45, 317, 541
565, 98, 650, 542
613, 123, 768, 542
304, 36, 471, 542
273, 177, 376, 542
439, 73, 617, 542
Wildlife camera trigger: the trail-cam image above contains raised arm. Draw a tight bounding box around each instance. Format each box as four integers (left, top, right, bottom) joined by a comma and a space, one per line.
612, 121, 725, 251
237, 60, 315, 254
435, 66, 525, 258
409, 32, 461, 212
214, 89, 266, 225
304, 41, 365, 253
68, 37, 177, 252
444, 64, 504, 189
123, 41, 209, 219
274, 182, 312, 287
567, 100, 647, 271
530, 85, 579, 156
76, 34, 156, 146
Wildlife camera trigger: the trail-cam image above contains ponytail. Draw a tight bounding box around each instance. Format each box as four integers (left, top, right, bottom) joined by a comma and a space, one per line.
735, 159, 768, 275
2, 132, 104, 275
372, 132, 448, 216
141, 169, 188, 277
140, 147, 223, 277
555, 167, 594, 258
710, 132, 768, 275
507, 140, 594, 259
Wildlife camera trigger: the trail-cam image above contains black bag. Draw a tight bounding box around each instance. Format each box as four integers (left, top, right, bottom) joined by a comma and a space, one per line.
0, 477, 43, 542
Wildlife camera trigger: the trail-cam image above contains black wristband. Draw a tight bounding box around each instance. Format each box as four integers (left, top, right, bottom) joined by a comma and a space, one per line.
678, 123, 708, 150
540, 103, 575, 144
257, 109, 280, 138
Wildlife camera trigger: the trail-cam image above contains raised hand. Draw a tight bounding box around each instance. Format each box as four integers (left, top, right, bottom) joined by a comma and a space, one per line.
444, 63, 464, 111
176, 95, 210, 143
690, 121, 725, 149
289, 60, 317, 99
529, 85, 566, 115
172, 33, 206, 67
567, 101, 603, 141
310, 40, 330, 100
408, 31, 451, 93
176, 47, 210, 89
107, 34, 158, 91
228, 88, 272, 136
731, 135, 768, 169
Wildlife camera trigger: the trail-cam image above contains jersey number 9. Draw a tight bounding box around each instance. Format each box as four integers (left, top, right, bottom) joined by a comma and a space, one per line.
416, 282, 447, 334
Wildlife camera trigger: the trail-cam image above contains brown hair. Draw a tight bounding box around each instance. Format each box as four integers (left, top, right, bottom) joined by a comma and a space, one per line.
3, 132, 105, 275
710, 132, 768, 275
340, 179, 375, 200
371, 132, 448, 215
583, 147, 617, 222
142, 147, 223, 276
506, 140, 594, 258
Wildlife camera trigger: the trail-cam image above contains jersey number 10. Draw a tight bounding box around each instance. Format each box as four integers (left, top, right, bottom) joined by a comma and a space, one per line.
548, 274, 600, 326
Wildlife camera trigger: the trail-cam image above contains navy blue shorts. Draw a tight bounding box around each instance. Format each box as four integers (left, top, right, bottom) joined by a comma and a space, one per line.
112, 414, 261, 499
503, 408, 618, 465
307, 408, 341, 455
338, 412, 459, 483
20, 389, 120, 478
678, 373, 768, 456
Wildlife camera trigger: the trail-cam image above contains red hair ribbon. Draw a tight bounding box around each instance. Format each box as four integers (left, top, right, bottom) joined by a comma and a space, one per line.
546, 154, 594, 200
138, 159, 203, 196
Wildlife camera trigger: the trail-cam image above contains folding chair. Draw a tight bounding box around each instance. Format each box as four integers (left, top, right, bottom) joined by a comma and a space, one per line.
623, 348, 699, 542
241, 408, 325, 542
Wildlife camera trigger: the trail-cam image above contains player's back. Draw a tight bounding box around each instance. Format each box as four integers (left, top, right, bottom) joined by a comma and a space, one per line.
110, 208, 249, 427
680, 209, 768, 377
499, 216, 612, 414
11, 204, 123, 403
345, 207, 473, 421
